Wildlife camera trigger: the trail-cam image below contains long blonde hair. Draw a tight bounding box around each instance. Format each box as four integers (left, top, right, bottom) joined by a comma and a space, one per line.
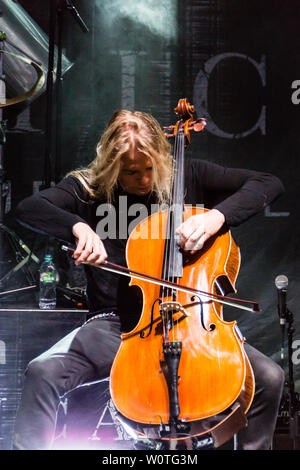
69, 110, 174, 204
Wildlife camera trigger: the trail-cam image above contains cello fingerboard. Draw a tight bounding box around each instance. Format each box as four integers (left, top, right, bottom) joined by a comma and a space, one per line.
162, 132, 185, 282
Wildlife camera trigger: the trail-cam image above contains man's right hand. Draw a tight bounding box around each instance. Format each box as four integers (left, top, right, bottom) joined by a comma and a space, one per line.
72, 222, 108, 266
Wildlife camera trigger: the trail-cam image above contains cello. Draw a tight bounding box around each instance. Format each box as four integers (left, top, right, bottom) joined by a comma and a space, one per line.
65, 99, 257, 447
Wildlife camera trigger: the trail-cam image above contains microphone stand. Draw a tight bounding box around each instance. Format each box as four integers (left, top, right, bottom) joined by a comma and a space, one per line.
280, 308, 300, 449
286, 308, 300, 449
0, 32, 7, 231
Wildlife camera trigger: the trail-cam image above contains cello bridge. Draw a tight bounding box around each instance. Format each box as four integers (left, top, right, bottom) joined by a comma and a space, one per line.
159, 301, 190, 319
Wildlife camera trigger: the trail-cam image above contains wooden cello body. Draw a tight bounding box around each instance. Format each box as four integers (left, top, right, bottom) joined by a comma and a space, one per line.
110, 207, 255, 441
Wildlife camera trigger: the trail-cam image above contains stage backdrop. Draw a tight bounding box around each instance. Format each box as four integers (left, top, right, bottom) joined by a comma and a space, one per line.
0, 0, 299, 444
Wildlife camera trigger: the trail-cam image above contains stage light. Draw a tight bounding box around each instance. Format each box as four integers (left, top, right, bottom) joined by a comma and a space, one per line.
95, 0, 177, 41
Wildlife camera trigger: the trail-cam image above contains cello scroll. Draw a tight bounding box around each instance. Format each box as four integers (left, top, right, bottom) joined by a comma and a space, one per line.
163, 98, 207, 144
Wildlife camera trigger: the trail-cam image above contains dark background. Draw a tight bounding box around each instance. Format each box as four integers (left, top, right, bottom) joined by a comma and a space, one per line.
0, 0, 299, 450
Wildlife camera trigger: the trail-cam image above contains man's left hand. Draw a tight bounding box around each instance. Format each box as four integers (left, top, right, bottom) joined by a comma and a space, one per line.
175, 209, 225, 254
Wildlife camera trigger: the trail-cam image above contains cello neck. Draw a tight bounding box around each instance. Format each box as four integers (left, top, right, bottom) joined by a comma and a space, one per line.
162, 132, 185, 281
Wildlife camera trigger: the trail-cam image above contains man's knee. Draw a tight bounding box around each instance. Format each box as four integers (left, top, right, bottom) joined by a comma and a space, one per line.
269, 361, 285, 388
261, 361, 285, 402
25, 357, 63, 387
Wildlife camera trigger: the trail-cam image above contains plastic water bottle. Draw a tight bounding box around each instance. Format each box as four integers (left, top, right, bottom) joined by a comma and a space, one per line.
39, 254, 57, 309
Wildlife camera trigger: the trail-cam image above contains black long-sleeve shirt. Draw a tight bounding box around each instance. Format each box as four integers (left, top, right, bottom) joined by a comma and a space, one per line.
15, 159, 284, 330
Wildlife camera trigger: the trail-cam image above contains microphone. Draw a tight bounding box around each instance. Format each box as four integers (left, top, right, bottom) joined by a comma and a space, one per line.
275, 275, 288, 363
275, 274, 288, 325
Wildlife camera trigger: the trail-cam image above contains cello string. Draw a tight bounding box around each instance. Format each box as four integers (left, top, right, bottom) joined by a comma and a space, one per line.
171, 133, 179, 342
175, 133, 184, 342
171, 131, 184, 342
171, 131, 181, 342
162, 128, 177, 343
161, 159, 173, 342
170, 132, 178, 342
169, 128, 181, 342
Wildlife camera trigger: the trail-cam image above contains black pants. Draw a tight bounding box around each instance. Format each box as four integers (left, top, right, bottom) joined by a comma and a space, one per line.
13, 315, 284, 450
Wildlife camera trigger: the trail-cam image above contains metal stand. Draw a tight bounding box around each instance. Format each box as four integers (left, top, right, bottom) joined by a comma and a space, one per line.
280, 308, 300, 449
0, 397, 7, 449
0, 32, 7, 228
